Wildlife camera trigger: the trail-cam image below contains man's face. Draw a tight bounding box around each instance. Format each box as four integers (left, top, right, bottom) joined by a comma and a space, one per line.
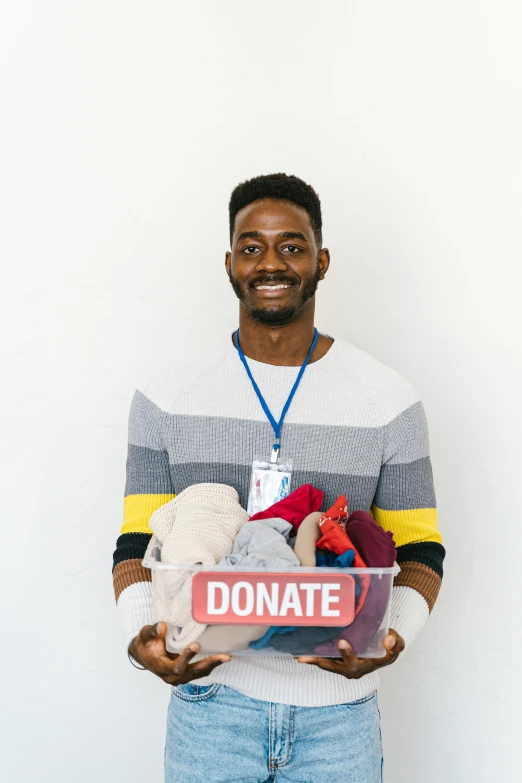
225, 198, 329, 326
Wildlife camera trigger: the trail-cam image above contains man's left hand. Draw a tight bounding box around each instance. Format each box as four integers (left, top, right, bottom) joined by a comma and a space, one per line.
296, 629, 405, 678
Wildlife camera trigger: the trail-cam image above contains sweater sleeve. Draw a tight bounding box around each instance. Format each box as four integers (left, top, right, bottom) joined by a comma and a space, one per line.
371, 399, 445, 650
112, 390, 175, 648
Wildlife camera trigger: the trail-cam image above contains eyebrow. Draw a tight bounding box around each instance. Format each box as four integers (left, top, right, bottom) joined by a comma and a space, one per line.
237, 231, 263, 242
236, 230, 308, 243
279, 231, 308, 242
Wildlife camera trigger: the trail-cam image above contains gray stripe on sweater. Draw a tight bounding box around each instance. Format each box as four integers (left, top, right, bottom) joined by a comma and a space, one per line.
374, 457, 437, 510
384, 401, 430, 464
130, 402, 430, 473
124, 444, 173, 496
162, 414, 385, 476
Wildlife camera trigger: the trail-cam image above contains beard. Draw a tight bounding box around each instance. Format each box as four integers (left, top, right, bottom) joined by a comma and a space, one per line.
229, 266, 321, 326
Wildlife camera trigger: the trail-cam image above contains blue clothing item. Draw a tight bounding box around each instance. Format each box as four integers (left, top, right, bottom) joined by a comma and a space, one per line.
165, 683, 383, 783
315, 548, 360, 597
315, 548, 355, 568
249, 624, 298, 651
250, 550, 356, 652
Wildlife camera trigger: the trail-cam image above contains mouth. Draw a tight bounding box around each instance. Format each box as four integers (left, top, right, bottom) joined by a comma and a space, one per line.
251, 282, 295, 297
254, 283, 292, 291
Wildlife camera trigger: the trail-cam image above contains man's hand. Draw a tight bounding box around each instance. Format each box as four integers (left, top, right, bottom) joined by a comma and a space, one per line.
296, 629, 405, 678
128, 621, 231, 685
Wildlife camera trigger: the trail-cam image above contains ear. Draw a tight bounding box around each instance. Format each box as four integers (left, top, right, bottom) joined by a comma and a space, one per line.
317, 248, 330, 280
225, 251, 231, 278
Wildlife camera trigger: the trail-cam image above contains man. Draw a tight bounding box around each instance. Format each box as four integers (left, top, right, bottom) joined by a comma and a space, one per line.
113, 173, 445, 782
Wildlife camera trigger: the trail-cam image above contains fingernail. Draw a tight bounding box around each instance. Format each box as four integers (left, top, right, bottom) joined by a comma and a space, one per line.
387, 637, 396, 648
189, 643, 199, 652
155, 623, 162, 634
339, 640, 348, 649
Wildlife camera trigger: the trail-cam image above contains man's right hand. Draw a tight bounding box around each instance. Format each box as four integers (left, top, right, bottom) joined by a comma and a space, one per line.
128, 621, 231, 685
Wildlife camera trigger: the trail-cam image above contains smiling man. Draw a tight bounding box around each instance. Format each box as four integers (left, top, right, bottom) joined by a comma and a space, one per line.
113, 173, 445, 782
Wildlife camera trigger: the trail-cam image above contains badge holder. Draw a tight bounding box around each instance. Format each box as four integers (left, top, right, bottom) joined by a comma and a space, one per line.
236, 327, 318, 517
247, 453, 293, 517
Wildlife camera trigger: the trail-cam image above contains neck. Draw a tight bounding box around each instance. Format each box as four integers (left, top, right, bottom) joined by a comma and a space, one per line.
235, 302, 329, 366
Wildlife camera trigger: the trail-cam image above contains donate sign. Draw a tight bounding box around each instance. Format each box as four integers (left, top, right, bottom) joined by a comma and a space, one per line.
192, 572, 355, 626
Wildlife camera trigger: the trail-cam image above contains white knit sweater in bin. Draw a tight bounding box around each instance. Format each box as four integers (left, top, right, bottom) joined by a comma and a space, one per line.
149, 483, 248, 648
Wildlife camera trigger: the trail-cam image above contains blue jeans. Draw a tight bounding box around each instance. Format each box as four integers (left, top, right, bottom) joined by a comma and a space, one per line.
165, 683, 383, 782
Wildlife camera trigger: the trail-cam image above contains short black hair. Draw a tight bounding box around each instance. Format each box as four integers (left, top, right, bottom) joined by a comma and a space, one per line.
229, 173, 322, 247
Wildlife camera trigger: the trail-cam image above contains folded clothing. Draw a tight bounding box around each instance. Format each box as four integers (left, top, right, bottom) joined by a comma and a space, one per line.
149, 483, 249, 649
249, 484, 324, 534
220, 517, 300, 568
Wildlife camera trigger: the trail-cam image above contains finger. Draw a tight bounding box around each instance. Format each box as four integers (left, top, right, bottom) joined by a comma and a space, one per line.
171, 643, 201, 673
296, 656, 344, 673
297, 655, 342, 672
139, 622, 167, 644
164, 654, 231, 684
353, 647, 401, 674
337, 640, 360, 665
184, 655, 231, 679
146, 642, 198, 677
385, 631, 405, 654
337, 641, 374, 676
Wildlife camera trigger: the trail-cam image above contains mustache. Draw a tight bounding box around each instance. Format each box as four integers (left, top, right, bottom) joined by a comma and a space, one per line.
249, 276, 297, 288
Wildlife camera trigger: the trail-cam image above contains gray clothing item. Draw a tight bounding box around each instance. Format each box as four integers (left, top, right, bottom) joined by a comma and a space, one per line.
220, 517, 300, 568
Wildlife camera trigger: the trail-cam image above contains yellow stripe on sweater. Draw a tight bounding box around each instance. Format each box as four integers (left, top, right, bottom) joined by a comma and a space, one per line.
371, 505, 442, 547
122, 493, 175, 535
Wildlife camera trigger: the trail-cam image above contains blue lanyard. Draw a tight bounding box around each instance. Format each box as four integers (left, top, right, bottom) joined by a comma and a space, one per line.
235, 328, 319, 463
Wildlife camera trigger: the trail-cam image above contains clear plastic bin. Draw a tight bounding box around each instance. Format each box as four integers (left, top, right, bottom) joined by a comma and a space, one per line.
143, 536, 400, 658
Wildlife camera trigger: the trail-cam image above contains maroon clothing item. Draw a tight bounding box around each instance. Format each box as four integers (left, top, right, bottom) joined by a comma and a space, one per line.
313, 511, 397, 656
346, 510, 397, 567
313, 575, 393, 657
249, 484, 324, 533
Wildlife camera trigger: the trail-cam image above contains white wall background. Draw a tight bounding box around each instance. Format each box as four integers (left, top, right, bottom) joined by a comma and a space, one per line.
1, 1, 521, 780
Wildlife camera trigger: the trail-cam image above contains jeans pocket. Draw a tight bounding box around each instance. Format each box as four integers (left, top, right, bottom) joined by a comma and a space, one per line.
171, 682, 222, 703
345, 690, 377, 707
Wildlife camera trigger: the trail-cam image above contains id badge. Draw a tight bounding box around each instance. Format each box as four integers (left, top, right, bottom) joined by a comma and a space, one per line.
247, 456, 293, 517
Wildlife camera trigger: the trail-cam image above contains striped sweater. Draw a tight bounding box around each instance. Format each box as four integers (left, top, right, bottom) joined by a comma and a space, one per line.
113, 333, 445, 707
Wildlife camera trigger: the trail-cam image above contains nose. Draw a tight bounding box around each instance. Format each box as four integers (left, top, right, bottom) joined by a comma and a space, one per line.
255, 248, 288, 274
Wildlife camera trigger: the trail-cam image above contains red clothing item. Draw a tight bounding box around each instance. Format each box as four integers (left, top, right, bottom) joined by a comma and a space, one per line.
316, 518, 353, 556
317, 520, 368, 571
316, 495, 351, 553
320, 494, 349, 527
316, 495, 370, 616
249, 484, 324, 533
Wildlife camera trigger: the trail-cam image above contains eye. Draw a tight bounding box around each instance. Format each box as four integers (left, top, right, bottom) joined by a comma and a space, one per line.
242, 246, 261, 254
283, 245, 301, 253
